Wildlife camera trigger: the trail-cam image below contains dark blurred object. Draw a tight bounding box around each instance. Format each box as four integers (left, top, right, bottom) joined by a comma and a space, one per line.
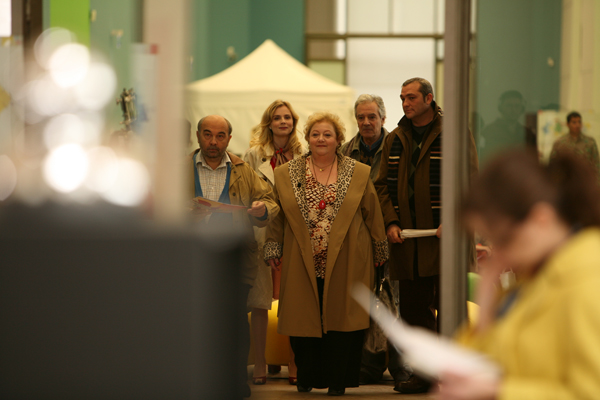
0, 202, 247, 399
116, 88, 137, 131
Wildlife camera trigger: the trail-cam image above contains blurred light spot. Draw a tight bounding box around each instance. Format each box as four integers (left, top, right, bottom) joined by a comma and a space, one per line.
74, 63, 117, 110
43, 144, 89, 193
49, 44, 90, 88
0, 155, 17, 201
85, 147, 119, 193
43, 114, 86, 149
101, 158, 149, 207
26, 76, 73, 118
34, 28, 75, 69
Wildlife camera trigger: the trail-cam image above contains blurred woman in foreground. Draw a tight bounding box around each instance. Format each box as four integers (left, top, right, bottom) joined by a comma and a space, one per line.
438, 150, 600, 399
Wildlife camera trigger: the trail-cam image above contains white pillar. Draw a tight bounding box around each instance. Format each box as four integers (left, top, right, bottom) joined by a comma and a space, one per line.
143, 0, 190, 225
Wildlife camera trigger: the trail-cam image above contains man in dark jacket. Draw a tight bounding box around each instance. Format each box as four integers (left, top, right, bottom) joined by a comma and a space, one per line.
375, 78, 478, 393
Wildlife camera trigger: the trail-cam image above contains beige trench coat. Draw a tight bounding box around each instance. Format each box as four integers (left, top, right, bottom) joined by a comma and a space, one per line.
264, 155, 389, 337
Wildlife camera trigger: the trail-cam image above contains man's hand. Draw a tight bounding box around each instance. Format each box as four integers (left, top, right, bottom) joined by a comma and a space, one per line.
247, 201, 266, 218
268, 258, 282, 272
387, 224, 404, 244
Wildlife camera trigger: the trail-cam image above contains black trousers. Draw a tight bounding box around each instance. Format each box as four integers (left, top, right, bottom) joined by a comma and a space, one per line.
398, 275, 439, 332
290, 278, 365, 390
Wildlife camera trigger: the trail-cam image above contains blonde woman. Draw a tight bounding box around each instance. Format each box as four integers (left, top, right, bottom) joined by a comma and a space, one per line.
243, 100, 303, 385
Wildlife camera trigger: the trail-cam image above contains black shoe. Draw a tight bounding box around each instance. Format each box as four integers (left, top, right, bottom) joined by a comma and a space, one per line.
327, 388, 345, 396
297, 383, 312, 392
393, 375, 431, 394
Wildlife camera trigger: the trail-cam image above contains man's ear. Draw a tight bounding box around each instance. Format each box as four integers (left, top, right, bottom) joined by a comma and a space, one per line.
426, 93, 434, 106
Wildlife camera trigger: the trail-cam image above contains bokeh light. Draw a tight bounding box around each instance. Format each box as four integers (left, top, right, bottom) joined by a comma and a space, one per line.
101, 158, 150, 207
0, 155, 18, 201
34, 28, 75, 69
85, 146, 119, 193
43, 144, 89, 193
74, 62, 117, 110
48, 43, 90, 88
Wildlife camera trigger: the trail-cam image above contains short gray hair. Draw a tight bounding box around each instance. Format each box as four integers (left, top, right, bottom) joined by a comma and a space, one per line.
354, 94, 386, 120
197, 115, 233, 135
402, 77, 434, 100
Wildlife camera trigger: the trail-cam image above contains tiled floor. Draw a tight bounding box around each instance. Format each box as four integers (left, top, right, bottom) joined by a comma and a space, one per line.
248, 366, 435, 399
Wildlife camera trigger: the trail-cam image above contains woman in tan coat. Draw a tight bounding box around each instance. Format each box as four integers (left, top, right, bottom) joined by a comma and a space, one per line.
265, 112, 389, 396
243, 100, 303, 385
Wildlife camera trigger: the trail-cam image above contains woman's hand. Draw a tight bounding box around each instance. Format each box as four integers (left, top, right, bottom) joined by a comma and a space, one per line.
268, 258, 282, 271
436, 371, 499, 400
375, 262, 383, 268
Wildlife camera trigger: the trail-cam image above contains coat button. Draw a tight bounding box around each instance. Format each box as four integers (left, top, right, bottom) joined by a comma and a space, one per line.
262, 158, 266, 162
232, 193, 236, 196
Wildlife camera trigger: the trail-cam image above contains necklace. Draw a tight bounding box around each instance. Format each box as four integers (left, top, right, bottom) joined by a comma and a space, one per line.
311, 156, 335, 210
312, 158, 336, 172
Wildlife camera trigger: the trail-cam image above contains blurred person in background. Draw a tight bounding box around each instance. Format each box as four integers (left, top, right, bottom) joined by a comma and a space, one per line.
438, 150, 600, 399
243, 100, 303, 385
551, 111, 600, 175
189, 114, 279, 398
375, 77, 478, 393
479, 90, 537, 164
264, 112, 388, 396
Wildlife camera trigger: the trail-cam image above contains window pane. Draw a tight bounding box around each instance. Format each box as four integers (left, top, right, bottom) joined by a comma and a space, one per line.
392, 0, 435, 34
348, 0, 389, 34
307, 39, 345, 60
474, 0, 565, 166
309, 61, 346, 85
347, 38, 436, 132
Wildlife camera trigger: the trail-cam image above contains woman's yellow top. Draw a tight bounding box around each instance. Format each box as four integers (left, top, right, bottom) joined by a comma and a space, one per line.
458, 228, 600, 400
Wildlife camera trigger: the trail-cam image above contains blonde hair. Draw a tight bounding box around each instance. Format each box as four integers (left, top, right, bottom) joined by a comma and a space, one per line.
303, 111, 346, 145
249, 100, 303, 156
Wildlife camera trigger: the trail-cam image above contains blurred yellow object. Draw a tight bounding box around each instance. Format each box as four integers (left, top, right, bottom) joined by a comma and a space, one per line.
467, 301, 480, 327
248, 300, 290, 366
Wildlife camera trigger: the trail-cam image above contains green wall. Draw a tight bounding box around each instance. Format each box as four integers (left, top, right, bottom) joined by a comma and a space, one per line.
49, 0, 91, 45
191, 0, 304, 81
475, 0, 562, 163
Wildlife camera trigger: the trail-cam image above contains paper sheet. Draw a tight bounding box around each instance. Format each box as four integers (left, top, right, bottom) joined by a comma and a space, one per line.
400, 229, 438, 239
352, 285, 501, 381
190, 197, 248, 213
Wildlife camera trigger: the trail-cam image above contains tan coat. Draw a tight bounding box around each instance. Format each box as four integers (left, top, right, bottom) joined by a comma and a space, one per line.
187, 149, 279, 285
375, 105, 478, 279
264, 155, 389, 337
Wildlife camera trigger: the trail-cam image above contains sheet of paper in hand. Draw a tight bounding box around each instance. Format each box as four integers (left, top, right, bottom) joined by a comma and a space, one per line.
400, 229, 438, 239
352, 284, 501, 381
190, 197, 249, 213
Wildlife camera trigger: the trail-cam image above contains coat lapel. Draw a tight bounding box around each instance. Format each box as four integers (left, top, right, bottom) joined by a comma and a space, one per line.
278, 157, 319, 294
258, 159, 275, 185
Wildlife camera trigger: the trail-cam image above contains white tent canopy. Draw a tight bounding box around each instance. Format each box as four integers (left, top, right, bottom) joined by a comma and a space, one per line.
185, 39, 356, 155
